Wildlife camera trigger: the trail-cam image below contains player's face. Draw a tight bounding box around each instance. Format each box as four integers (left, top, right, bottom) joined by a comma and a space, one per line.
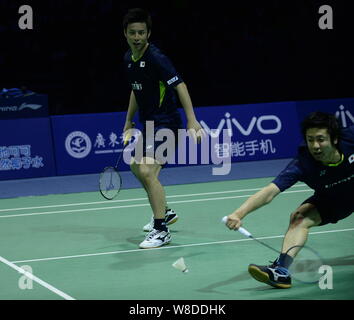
124, 22, 150, 54
306, 128, 338, 163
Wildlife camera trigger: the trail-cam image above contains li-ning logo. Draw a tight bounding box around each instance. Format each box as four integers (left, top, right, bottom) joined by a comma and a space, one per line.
18, 103, 42, 111
65, 131, 92, 159
0, 103, 42, 112
140, 61, 145, 67
335, 105, 354, 128
200, 112, 282, 138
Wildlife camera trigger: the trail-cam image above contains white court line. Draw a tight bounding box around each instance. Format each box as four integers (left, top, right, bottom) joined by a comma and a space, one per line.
0, 255, 75, 300
0, 184, 309, 213
0, 189, 312, 218
0, 188, 257, 212
10, 227, 354, 264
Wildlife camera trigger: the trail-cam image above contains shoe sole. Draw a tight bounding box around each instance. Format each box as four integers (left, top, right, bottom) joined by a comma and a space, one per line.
143, 216, 179, 232
248, 265, 292, 289
166, 215, 178, 226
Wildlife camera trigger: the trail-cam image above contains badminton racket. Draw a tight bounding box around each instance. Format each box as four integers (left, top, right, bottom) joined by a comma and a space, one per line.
222, 216, 324, 284
99, 125, 134, 200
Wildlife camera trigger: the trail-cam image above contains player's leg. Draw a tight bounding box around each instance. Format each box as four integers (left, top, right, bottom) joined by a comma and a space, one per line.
248, 202, 322, 288
130, 157, 171, 248
131, 157, 166, 218
280, 202, 322, 258
130, 159, 168, 208
130, 154, 178, 232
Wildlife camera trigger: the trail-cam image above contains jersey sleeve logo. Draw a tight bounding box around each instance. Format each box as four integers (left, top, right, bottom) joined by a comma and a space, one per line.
167, 76, 179, 85
140, 61, 145, 67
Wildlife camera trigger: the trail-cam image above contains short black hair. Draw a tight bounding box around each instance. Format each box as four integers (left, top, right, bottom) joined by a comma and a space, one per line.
123, 8, 152, 32
301, 111, 340, 144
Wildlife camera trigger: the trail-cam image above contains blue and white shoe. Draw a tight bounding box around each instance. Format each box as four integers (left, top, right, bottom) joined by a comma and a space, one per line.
139, 228, 171, 249
248, 259, 292, 289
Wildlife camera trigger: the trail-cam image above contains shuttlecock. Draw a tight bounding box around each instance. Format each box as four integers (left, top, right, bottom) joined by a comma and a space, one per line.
172, 257, 189, 273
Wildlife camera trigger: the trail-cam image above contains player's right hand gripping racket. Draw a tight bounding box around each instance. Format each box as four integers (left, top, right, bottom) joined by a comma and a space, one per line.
99, 126, 134, 200
222, 216, 324, 284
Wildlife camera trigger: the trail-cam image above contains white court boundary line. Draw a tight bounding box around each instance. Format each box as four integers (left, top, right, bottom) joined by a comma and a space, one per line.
10, 227, 354, 264
0, 189, 312, 219
0, 255, 75, 300
0, 184, 309, 213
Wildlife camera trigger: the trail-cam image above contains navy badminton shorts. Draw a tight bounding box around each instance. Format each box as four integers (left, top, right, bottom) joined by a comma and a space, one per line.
302, 194, 354, 226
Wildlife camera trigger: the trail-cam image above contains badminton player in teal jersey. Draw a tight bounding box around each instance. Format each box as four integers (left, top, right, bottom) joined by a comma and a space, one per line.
122, 8, 204, 249
225, 111, 354, 288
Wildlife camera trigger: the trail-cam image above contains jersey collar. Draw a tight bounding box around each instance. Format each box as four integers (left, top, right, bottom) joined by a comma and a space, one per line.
131, 43, 150, 62
326, 153, 344, 167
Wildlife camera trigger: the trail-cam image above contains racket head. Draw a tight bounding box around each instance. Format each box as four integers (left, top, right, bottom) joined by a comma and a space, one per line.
99, 166, 122, 200
286, 245, 324, 284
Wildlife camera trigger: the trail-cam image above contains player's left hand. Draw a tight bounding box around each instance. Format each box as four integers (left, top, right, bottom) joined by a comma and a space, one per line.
187, 120, 206, 144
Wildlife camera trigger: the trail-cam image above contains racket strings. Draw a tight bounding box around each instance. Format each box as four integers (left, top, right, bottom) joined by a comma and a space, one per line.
99, 167, 122, 200
99, 141, 127, 200
287, 245, 324, 283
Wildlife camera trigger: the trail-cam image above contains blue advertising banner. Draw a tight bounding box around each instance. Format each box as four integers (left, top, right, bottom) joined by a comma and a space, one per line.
1, 98, 351, 180
296, 98, 354, 128
0, 118, 56, 180
51, 103, 302, 176
178, 101, 302, 168
51, 112, 138, 175
0, 94, 49, 119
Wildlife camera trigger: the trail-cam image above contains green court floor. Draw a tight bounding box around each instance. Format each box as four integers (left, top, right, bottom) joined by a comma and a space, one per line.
0, 177, 353, 300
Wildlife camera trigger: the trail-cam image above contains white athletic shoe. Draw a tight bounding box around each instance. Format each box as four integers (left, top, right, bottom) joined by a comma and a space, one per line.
143, 209, 178, 232
139, 228, 171, 249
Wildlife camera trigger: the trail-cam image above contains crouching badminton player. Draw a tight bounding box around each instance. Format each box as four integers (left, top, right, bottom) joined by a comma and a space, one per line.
224, 111, 354, 288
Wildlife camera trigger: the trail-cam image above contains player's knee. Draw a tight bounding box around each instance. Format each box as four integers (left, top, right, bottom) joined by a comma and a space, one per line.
289, 209, 321, 229
289, 210, 304, 228
133, 164, 154, 183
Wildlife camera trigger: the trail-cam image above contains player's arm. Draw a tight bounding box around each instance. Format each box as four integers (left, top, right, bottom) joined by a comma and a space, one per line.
226, 183, 281, 230
124, 90, 138, 131
175, 82, 204, 143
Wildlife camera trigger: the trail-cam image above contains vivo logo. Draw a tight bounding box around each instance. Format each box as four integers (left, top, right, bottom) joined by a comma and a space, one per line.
335, 105, 354, 128
200, 112, 282, 138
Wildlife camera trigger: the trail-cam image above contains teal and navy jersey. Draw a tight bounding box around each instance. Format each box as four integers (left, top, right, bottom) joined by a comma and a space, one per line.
124, 43, 183, 127
272, 125, 354, 205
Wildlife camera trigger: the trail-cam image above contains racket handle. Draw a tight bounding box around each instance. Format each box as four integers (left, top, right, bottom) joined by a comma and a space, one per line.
238, 227, 252, 238
123, 136, 130, 146
123, 122, 136, 145
221, 216, 252, 238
